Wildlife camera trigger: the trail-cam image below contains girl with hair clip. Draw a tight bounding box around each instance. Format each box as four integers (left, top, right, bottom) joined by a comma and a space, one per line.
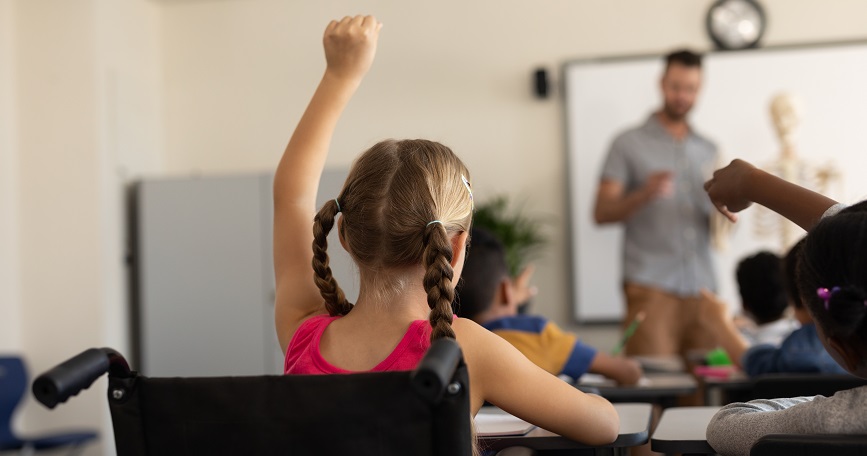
704, 159, 867, 456
273, 14, 619, 449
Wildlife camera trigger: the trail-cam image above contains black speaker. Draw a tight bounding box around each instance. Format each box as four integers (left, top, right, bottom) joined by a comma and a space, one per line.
533, 68, 549, 99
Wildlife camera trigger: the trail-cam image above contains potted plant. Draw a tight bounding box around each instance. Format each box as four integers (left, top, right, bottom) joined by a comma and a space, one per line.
471, 195, 549, 277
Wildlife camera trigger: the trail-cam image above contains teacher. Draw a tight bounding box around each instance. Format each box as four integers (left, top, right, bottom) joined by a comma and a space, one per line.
593, 50, 719, 357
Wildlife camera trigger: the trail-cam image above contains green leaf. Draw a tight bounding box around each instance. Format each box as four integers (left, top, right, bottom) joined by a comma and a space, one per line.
472, 195, 549, 276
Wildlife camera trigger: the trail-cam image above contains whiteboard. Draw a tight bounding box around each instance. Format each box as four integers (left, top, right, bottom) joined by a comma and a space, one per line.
565, 42, 867, 323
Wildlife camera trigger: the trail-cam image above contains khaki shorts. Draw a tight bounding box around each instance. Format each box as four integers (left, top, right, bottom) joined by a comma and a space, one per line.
622, 282, 719, 357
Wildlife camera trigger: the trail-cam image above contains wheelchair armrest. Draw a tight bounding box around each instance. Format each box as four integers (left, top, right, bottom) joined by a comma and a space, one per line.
32, 347, 131, 409
751, 433, 867, 456
411, 338, 463, 404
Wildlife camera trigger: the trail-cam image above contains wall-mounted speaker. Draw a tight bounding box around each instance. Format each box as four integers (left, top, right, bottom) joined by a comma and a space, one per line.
533, 68, 549, 99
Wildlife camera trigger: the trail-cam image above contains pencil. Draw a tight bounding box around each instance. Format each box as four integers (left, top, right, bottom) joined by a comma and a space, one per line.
611, 311, 645, 356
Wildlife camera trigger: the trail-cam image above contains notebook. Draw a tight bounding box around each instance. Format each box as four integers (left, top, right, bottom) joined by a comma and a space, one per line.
475, 410, 536, 437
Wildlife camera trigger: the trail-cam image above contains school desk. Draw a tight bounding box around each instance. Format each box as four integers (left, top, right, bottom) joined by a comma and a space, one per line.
632, 355, 686, 373
699, 369, 753, 405
576, 372, 697, 406
478, 403, 652, 455
701, 371, 867, 406
650, 406, 720, 455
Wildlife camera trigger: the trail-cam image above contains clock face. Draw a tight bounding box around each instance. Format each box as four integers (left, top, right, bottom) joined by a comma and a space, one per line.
707, 0, 766, 50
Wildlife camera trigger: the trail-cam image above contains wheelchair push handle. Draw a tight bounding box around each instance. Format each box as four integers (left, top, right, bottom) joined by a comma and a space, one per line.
411, 338, 463, 404
32, 347, 130, 409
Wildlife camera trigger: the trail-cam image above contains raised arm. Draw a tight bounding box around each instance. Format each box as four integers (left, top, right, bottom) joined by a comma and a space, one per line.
704, 159, 838, 230
273, 15, 382, 353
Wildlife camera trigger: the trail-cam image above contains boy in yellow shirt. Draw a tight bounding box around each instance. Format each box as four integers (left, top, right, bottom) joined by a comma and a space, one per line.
456, 227, 642, 385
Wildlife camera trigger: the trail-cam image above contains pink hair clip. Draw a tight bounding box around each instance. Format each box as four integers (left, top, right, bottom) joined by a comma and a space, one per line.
817, 287, 840, 310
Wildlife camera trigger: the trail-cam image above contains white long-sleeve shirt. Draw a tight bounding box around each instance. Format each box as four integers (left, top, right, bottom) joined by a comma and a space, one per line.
706, 385, 867, 456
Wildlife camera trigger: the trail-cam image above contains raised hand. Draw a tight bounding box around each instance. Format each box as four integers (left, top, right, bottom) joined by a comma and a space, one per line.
323, 15, 382, 83
704, 159, 758, 222
512, 265, 539, 306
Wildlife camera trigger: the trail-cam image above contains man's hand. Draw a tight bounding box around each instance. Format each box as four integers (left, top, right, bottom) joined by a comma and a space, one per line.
642, 171, 674, 200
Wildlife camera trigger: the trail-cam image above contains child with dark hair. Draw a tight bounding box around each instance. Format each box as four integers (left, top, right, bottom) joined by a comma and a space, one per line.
701, 240, 846, 376
736, 251, 798, 346
703, 159, 867, 455
456, 227, 643, 385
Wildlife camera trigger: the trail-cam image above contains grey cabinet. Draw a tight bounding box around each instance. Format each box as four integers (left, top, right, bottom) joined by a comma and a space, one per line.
131, 170, 353, 376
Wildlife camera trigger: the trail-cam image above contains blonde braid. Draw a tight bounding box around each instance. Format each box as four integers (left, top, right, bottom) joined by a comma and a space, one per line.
422, 222, 457, 342
312, 199, 352, 316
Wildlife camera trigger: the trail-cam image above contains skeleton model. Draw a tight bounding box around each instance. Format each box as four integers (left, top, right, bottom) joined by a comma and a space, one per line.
754, 93, 840, 251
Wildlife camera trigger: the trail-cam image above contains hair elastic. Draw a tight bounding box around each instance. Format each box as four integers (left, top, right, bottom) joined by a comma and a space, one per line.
817, 287, 840, 310
334, 198, 341, 213
817, 286, 867, 310
427, 220, 444, 228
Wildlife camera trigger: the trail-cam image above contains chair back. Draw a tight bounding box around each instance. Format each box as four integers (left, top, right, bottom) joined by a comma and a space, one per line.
751, 433, 867, 456
0, 357, 27, 449
34, 339, 472, 456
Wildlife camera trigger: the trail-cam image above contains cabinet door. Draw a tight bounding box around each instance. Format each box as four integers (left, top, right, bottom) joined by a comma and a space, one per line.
135, 174, 275, 376
134, 170, 355, 376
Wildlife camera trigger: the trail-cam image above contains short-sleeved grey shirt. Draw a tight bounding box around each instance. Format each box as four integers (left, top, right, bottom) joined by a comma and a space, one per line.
600, 113, 718, 296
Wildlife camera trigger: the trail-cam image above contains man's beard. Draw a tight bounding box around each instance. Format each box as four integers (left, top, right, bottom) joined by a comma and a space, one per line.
663, 103, 690, 122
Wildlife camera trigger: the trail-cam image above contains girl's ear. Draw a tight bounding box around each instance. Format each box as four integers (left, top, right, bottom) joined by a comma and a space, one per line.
449, 230, 469, 269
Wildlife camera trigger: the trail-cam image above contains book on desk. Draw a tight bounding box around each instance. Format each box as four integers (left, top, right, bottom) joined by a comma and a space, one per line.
475, 409, 536, 437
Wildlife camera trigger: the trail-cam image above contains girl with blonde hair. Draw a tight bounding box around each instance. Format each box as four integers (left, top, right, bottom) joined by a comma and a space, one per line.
274, 15, 619, 446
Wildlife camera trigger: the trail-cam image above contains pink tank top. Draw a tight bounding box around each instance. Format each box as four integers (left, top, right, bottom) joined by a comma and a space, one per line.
284, 314, 433, 374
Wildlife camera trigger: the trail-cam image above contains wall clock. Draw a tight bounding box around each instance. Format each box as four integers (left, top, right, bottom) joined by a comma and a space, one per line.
707, 0, 766, 50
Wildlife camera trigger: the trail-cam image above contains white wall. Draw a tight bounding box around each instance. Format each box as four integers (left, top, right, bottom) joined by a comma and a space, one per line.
160, 0, 867, 329
8, 1, 162, 455
0, 0, 20, 352
92, 2, 163, 453
14, 2, 106, 450
93, 0, 164, 374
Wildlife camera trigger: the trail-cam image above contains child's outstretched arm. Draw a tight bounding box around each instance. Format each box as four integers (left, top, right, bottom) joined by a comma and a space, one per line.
273, 16, 382, 353
589, 352, 644, 386
455, 319, 620, 445
704, 159, 838, 230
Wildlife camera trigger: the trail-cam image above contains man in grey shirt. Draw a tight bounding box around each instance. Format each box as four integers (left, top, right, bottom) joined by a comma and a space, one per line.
594, 50, 719, 357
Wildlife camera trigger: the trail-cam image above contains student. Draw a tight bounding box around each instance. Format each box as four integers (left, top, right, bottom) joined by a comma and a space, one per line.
703, 159, 867, 455
455, 227, 643, 385
702, 241, 845, 376
273, 15, 618, 446
735, 251, 799, 347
